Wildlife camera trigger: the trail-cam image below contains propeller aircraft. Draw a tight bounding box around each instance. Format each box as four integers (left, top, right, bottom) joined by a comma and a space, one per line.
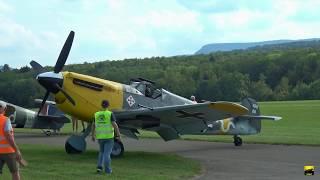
0, 99, 69, 135
30, 31, 281, 157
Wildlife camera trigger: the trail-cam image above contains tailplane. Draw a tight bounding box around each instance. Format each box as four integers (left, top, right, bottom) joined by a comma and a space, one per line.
240, 98, 281, 133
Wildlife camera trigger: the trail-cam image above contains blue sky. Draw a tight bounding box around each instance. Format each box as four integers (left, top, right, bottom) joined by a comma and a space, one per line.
1, 0, 320, 68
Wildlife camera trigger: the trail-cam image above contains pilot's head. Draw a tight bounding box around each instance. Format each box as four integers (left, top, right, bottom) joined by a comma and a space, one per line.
101, 100, 109, 109
190, 95, 196, 101
0, 101, 7, 114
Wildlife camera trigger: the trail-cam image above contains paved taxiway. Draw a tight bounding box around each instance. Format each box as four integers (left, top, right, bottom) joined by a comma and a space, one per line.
15, 133, 320, 180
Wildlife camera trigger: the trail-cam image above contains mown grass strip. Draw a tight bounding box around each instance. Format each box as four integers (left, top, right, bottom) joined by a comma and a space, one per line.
1, 144, 201, 180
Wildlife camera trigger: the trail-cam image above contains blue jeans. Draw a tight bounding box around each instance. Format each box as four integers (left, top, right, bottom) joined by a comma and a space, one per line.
97, 139, 114, 173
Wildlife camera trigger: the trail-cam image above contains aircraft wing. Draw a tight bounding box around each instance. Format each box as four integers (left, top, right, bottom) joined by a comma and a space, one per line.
32, 115, 70, 129
115, 101, 248, 141
37, 115, 70, 123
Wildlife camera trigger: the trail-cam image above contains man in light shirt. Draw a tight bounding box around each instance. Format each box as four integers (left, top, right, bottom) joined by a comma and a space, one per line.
0, 101, 23, 180
190, 95, 197, 104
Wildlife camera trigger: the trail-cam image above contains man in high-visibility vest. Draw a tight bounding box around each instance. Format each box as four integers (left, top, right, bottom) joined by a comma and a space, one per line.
92, 100, 121, 174
0, 101, 23, 180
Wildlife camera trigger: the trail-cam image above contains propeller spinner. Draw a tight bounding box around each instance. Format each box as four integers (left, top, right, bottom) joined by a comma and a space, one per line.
30, 31, 76, 115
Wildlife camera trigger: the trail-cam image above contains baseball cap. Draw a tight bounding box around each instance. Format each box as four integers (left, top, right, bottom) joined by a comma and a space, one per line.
101, 100, 109, 108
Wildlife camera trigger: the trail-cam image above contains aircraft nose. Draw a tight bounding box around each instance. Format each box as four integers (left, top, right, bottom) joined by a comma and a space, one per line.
37, 72, 63, 94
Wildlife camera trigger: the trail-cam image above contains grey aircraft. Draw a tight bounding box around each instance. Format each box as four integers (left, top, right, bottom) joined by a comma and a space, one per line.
29, 31, 281, 157
0, 100, 70, 135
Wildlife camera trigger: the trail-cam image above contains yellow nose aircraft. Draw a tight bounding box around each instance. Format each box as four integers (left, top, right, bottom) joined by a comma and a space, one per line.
31, 31, 281, 157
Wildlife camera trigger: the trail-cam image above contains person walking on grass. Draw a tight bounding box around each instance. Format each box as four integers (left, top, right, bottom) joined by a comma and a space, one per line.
0, 101, 24, 180
92, 100, 121, 174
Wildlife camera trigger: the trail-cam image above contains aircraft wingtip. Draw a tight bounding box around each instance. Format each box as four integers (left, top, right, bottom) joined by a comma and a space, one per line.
274, 116, 282, 121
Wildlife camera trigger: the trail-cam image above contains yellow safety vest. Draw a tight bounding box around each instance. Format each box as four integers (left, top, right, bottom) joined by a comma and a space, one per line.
94, 110, 114, 139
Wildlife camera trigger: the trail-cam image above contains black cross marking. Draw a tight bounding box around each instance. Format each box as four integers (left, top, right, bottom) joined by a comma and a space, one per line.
176, 110, 204, 119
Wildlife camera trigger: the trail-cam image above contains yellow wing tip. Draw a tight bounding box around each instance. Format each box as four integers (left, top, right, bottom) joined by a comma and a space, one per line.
209, 101, 249, 116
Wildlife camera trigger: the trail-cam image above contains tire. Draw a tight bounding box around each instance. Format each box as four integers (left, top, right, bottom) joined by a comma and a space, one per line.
45, 130, 51, 136
111, 139, 124, 158
234, 137, 243, 146
65, 135, 86, 154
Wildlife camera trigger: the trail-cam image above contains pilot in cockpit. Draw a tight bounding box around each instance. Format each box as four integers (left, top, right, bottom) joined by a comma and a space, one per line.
145, 84, 153, 97
130, 79, 161, 98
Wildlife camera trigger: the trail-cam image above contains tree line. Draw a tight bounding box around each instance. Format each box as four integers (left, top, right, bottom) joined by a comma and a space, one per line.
1, 44, 320, 107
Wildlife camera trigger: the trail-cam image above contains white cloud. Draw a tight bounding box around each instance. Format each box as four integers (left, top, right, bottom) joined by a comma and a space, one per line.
208, 10, 267, 30
1, 0, 320, 68
85, 1, 202, 57
106, 0, 125, 10
0, 0, 12, 12
146, 10, 199, 30
0, 17, 38, 48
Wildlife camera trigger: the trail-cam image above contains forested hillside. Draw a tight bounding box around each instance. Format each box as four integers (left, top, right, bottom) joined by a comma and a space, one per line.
195, 38, 320, 54
195, 39, 293, 54
1, 44, 320, 108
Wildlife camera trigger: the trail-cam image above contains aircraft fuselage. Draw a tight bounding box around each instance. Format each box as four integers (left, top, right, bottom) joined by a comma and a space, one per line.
55, 72, 195, 122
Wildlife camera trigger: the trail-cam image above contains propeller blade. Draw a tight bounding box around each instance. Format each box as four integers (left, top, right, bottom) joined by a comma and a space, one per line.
54, 31, 75, 73
30, 60, 45, 73
54, 84, 76, 106
38, 91, 50, 115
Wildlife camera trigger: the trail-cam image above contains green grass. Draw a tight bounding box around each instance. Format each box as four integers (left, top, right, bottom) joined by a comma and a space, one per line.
249, 100, 320, 145
139, 100, 320, 146
1, 144, 201, 180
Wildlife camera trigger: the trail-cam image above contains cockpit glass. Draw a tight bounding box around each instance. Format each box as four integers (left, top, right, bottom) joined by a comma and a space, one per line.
131, 82, 139, 88
136, 83, 146, 94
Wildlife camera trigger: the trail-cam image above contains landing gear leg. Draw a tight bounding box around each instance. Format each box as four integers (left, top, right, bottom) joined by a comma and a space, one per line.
65, 122, 92, 154
233, 135, 243, 146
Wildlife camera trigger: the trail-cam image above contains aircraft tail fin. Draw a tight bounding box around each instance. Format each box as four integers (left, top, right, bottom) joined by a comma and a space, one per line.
240, 98, 262, 132
241, 98, 260, 115
239, 98, 282, 133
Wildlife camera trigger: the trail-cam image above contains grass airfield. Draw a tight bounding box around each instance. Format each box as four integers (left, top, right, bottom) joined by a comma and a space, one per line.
246, 100, 320, 145
7, 100, 319, 179
1, 144, 200, 180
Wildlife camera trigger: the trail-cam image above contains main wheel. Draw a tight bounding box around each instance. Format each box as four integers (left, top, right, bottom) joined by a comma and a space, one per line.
65, 135, 87, 154
42, 129, 52, 136
111, 139, 124, 158
233, 136, 243, 146
45, 130, 51, 136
